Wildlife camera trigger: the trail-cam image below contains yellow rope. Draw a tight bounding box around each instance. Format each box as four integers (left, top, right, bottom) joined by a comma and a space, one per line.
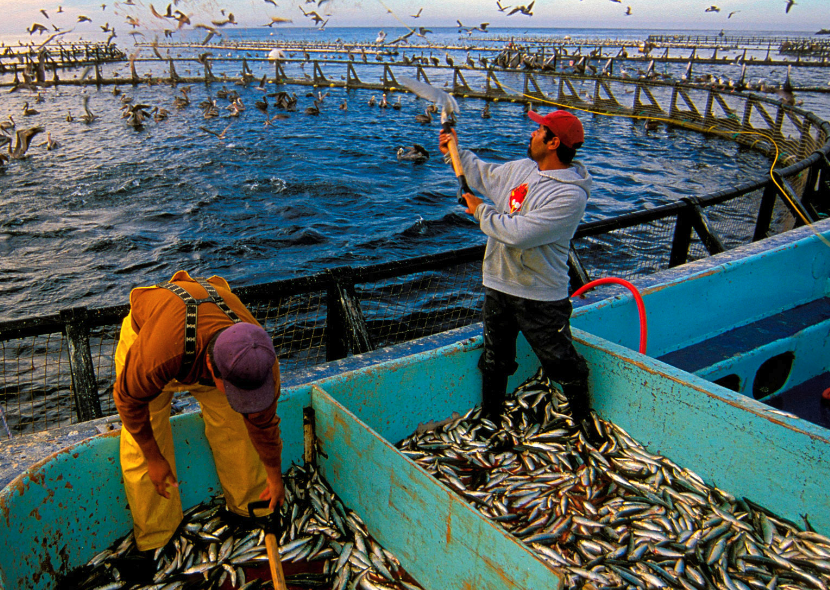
373, 0, 828, 246
489, 75, 830, 247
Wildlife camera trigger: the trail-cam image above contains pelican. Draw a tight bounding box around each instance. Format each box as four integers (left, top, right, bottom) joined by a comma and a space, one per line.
481, 102, 491, 119
40, 132, 59, 150
264, 113, 290, 126
198, 123, 231, 140
255, 96, 268, 112
152, 107, 170, 122
0, 115, 14, 133
22, 102, 39, 116
397, 144, 429, 163
79, 96, 95, 124
379, 93, 389, 108
368, 95, 376, 107
8, 126, 43, 159
392, 96, 402, 110
414, 108, 432, 124
304, 100, 320, 115
339, 99, 347, 111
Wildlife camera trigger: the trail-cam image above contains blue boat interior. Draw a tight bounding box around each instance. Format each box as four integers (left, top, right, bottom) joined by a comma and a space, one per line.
573, 221, 830, 430
2, 224, 830, 590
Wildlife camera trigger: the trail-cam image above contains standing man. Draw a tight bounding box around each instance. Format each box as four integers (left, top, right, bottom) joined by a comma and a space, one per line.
438, 110, 595, 436
113, 271, 284, 561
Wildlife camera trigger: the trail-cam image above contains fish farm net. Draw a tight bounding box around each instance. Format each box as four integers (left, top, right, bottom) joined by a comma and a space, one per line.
245, 290, 330, 374
574, 218, 678, 281
398, 370, 830, 590
354, 263, 484, 350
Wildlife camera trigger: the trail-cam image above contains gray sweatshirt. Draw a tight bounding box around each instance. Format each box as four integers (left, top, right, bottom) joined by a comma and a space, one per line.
458, 149, 592, 301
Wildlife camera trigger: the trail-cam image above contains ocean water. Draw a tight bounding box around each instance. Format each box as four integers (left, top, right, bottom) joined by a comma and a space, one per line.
0, 26, 827, 321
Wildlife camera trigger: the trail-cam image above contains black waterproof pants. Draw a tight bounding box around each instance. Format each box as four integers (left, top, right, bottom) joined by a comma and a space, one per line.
479, 288, 590, 422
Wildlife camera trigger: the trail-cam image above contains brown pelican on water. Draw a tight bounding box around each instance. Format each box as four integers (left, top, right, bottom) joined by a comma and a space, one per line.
397, 144, 429, 163
414, 108, 432, 124
40, 132, 59, 150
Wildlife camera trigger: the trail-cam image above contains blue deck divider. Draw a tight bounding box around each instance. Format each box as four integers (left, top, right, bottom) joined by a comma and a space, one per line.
312, 384, 563, 590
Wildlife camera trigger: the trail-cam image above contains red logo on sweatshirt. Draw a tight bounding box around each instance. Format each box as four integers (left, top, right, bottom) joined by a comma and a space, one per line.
509, 183, 528, 213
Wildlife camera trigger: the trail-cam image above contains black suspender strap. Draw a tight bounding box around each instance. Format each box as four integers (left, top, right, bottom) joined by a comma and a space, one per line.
194, 278, 241, 324
156, 278, 242, 379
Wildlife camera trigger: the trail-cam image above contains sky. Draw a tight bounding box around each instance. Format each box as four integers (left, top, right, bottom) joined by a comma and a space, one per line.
0, 0, 823, 41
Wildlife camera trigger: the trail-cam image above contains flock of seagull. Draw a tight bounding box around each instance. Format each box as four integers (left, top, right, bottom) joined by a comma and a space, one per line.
0, 40, 808, 170
0, 0, 808, 169
16, 0, 803, 53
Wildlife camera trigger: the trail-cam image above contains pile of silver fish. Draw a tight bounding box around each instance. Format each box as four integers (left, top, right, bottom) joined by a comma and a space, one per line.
398, 369, 830, 590
63, 464, 423, 590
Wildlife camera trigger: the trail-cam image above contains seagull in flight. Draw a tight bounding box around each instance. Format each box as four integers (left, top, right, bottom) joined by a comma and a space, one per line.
410, 8, 423, 18
785, 0, 795, 13
704, 6, 720, 12
728, 10, 740, 18
507, 1, 534, 16
496, 0, 511, 12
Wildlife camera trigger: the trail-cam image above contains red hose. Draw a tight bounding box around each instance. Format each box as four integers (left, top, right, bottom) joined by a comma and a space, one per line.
572, 278, 648, 354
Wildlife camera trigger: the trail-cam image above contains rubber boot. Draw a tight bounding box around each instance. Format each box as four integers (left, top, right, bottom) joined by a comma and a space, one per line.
110, 549, 156, 584
481, 372, 509, 425
561, 378, 603, 446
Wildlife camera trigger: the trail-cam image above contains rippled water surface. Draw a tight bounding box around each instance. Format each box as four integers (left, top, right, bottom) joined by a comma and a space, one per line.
1, 27, 827, 320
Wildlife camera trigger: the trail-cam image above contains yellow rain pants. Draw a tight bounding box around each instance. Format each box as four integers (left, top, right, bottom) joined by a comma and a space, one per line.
115, 312, 269, 551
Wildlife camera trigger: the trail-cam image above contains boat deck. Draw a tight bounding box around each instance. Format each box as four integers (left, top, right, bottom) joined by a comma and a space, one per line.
657, 297, 830, 373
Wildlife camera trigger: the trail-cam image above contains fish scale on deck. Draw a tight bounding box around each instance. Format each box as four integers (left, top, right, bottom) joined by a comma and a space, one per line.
64, 464, 423, 590
397, 369, 830, 590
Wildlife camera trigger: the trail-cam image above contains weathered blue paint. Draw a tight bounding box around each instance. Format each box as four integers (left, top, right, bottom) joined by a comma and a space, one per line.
312, 385, 563, 590
573, 221, 830, 400
0, 431, 127, 590
0, 384, 313, 590
576, 327, 830, 535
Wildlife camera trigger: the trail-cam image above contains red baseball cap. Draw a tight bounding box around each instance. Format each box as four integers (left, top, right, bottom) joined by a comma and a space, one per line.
528, 110, 585, 149
214, 323, 277, 414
